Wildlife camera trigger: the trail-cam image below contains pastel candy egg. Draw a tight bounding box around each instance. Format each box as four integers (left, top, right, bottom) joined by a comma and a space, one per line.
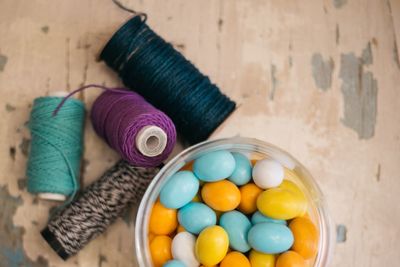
238, 183, 263, 214
195, 226, 229, 266
150, 235, 173, 267
160, 171, 199, 209
220, 251, 251, 267
178, 202, 216, 234
279, 179, 308, 216
228, 153, 252, 185
257, 188, 306, 220
201, 180, 241, 211
251, 211, 287, 225
276, 251, 306, 267
252, 159, 284, 189
149, 200, 178, 235
193, 150, 235, 182
219, 211, 251, 252
171, 232, 199, 267
289, 217, 318, 259
249, 250, 275, 267
163, 260, 186, 267
248, 222, 294, 254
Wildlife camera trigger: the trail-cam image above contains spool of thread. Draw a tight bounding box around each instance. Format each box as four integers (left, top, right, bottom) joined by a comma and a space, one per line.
41, 160, 159, 260
27, 92, 85, 201
100, 14, 236, 145
91, 89, 176, 167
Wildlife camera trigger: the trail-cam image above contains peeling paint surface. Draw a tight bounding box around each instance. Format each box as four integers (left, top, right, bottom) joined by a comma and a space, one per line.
340, 48, 378, 139
0, 186, 48, 267
311, 53, 334, 91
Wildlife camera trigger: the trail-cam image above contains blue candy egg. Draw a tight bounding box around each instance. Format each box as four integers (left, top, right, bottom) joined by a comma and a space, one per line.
163, 260, 186, 267
178, 202, 216, 234
219, 210, 251, 252
251, 211, 287, 225
247, 222, 294, 254
160, 171, 199, 209
228, 152, 252, 185
193, 150, 235, 182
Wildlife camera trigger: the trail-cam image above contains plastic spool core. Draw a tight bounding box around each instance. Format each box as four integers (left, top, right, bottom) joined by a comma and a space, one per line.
37, 90, 70, 202
136, 126, 168, 157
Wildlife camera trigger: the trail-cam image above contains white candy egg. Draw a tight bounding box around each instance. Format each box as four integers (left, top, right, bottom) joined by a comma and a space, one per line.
171, 231, 200, 267
252, 159, 284, 189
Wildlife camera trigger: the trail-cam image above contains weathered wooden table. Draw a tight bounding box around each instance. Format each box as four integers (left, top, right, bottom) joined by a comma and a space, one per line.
1, 0, 399, 266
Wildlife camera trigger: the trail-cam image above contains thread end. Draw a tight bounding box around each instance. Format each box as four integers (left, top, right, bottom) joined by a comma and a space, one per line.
38, 193, 67, 201
135, 126, 167, 157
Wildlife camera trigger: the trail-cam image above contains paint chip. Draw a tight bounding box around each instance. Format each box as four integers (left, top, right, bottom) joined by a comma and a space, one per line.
0, 54, 8, 72
19, 138, 31, 157
393, 40, 400, 69
333, 0, 347, 9
17, 178, 27, 190
9, 146, 16, 161
336, 24, 340, 45
5, 103, 16, 112
376, 164, 381, 182
336, 224, 347, 242
218, 18, 224, 31
339, 46, 378, 139
269, 64, 278, 100
311, 53, 334, 91
41, 25, 49, 34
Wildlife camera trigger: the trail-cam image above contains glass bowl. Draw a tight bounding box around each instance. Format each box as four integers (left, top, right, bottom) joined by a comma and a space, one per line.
135, 137, 334, 266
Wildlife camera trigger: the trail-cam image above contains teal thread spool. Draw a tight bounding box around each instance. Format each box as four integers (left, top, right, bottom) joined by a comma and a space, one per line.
27, 92, 85, 201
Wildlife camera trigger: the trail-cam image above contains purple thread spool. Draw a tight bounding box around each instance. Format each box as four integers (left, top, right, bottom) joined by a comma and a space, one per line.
91, 89, 176, 167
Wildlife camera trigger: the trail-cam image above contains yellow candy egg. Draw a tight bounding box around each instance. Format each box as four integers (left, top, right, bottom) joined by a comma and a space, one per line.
149, 200, 178, 235
257, 188, 306, 220
220, 251, 251, 267
289, 217, 318, 259
195, 226, 229, 266
238, 183, 263, 214
148, 232, 156, 242
279, 179, 307, 216
249, 250, 275, 267
276, 251, 306, 267
149, 235, 172, 267
201, 180, 241, 211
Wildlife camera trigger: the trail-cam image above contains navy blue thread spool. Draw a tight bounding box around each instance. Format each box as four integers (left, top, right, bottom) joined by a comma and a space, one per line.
100, 15, 236, 144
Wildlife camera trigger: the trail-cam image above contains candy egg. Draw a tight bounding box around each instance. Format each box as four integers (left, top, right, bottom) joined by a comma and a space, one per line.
276, 251, 306, 267
163, 260, 186, 267
289, 217, 318, 259
219, 211, 251, 252
160, 171, 199, 209
201, 180, 241, 211
150, 235, 173, 267
171, 232, 199, 267
193, 150, 236, 182
251, 211, 287, 225
252, 159, 284, 189
178, 202, 216, 234
257, 188, 306, 220
249, 250, 275, 267
176, 224, 186, 233
238, 183, 263, 214
220, 251, 251, 267
248, 222, 294, 254
195, 226, 229, 266
228, 152, 252, 185
149, 200, 178, 235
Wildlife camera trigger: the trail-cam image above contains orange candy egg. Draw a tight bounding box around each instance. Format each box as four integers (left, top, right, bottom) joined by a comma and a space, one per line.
201, 180, 241, 211
289, 217, 318, 259
276, 251, 306, 267
220, 251, 251, 267
149, 200, 178, 235
149, 235, 173, 267
238, 183, 263, 214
